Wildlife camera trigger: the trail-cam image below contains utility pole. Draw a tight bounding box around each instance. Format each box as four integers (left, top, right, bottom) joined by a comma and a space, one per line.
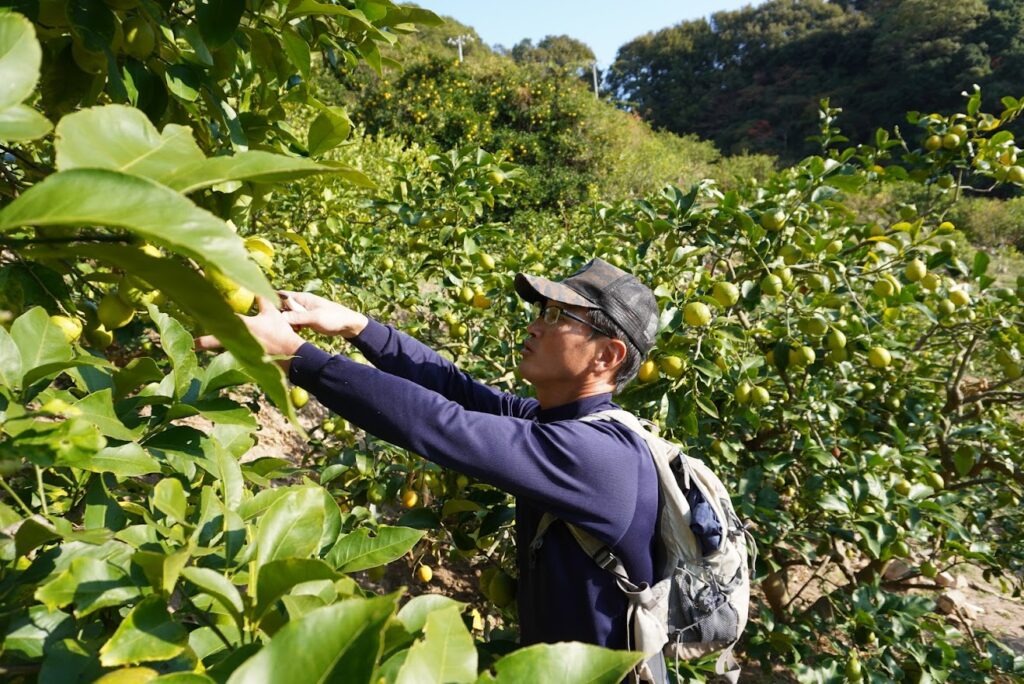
447, 34, 475, 62
591, 62, 600, 99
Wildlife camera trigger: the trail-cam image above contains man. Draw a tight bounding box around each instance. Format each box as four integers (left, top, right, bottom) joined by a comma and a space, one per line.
198, 258, 662, 661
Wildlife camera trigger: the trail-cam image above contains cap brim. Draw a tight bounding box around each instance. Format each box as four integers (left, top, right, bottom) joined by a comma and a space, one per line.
514, 273, 596, 308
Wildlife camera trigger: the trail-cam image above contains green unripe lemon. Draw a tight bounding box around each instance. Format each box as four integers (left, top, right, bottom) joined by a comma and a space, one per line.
867, 347, 891, 369
659, 356, 684, 378
123, 16, 156, 60
826, 328, 846, 351
921, 272, 941, 291
760, 209, 786, 231
290, 386, 309, 408
905, 258, 927, 282
735, 381, 752, 404
683, 302, 712, 327
50, 315, 83, 343
712, 281, 739, 308
761, 274, 783, 296
98, 293, 135, 329
751, 386, 770, 406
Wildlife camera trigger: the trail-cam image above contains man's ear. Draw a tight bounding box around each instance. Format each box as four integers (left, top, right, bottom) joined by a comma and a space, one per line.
595, 338, 628, 375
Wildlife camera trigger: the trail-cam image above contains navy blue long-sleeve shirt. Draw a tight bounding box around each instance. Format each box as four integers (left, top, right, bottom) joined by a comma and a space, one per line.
288, 319, 660, 650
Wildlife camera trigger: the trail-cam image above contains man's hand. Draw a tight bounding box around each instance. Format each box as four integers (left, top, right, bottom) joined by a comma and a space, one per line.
196, 296, 306, 367
279, 290, 368, 339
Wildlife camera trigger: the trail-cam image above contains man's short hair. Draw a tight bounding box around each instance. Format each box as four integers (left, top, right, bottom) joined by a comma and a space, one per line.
588, 309, 642, 393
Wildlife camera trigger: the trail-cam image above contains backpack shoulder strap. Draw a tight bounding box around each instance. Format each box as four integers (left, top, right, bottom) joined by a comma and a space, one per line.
531, 513, 639, 592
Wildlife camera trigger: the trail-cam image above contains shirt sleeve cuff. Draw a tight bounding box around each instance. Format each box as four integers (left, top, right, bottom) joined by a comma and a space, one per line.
288, 342, 335, 388
350, 317, 391, 358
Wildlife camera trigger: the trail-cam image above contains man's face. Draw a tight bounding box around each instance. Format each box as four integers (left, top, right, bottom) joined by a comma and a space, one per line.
518, 302, 607, 386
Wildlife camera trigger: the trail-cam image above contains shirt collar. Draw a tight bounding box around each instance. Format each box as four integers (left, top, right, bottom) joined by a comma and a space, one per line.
535, 393, 616, 423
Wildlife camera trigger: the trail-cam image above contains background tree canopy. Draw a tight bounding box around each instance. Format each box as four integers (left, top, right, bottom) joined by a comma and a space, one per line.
608, 0, 1024, 160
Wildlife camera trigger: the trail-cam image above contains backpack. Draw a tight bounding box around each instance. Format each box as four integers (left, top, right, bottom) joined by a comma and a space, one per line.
530, 410, 755, 683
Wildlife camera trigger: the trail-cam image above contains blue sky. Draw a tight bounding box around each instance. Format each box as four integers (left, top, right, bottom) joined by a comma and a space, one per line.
419, 1, 765, 68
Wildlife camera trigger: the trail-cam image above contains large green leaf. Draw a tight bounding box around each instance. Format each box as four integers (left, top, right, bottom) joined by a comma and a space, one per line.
2, 606, 74, 661
56, 442, 161, 477
196, 0, 245, 48
0, 324, 22, 390
395, 595, 465, 635
10, 307, 72, 389
254, 558, 338, 622
396, 605, 476, 684
0, 169, 275, 302
149, 307, 198, 400
34, 557, 142, 617
478, 642, 642, 684
0, 12, 41, 111
153, 478, 188, 523
181, 566, 244, 626
326, 525, 425, 573
26, 244, 294, 424
0, 103, 52, 142
227, 594, 398, 684
72, 388, 144, 441
201, 438, 244, 510
99, 596, 188, 667
308, 106, 351, 157
255, 486, 325, 565
53, 105, 363, 193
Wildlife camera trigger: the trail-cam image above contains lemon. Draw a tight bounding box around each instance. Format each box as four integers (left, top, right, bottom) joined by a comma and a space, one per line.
712, 281, 740, 307
488, 571, 516, 608
942, 133, 961, 149
760, 208, 786, 231
946, 286, 970, 305
459, 285, 475, 303
226, 287, 255, 314
659, 356, 684, 378
751, 386, 770, 406
924, 471, 944, 491
290, 386, 309, 408
683, 301, 711, 327
479, 252, 496, 270
638, 360, 659, 383
905, 258, 927, 282
84, 324, 114, 349
867, 347, 892, 369
416, 564, 433, 582
924, 134, 942, 151
921, 273, 941, 291
873, 279, 895, 298
123, 16, 156, 60
761, 274, 783, 296
50, 315, 82, 343
826, 328, 846, 351
472, 292, 492, 309
735, 381, 752, 404
98, 293, 135, 329
401, 489, 418, 509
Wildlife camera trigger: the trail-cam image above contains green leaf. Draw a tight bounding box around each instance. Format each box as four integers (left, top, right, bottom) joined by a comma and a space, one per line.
34, 557, 141, 617
10, 306, 72, 387
254, 558, 338, 622
181, 566, 244, 625
153, 478, 188, 523
2, 606, 74, 661
72, 388, 143, 441
972, 250, 990, 278
396, 594, 465, 634
255, 486, 326, 565
0, 169, 275, 302
196, 0, 245, 48
0, 103, 53, 142
308, 106, 351, 156
57, 442, 161, 477
201, 437, 244, 510
281, 26, 311, 80
149, 307, 198, 399
396, 605, 476, 684
481, 642, 642, 684
227, 594, 398, 684
0, 12, 42, 111
113, 357, 164, 399
99, 596, 188, 667
54, 105, 352, 194
0, 324, 22, 390
327, 525, 426, 573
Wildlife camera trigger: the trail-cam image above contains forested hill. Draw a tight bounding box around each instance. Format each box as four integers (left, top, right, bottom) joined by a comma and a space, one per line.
608, 0, 1024, 160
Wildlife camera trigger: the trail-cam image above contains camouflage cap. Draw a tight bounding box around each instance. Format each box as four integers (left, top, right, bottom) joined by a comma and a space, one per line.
514, 258, 659, 356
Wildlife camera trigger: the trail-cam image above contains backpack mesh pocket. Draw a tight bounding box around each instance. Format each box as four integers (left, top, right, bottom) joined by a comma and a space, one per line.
668, 565, 742, 644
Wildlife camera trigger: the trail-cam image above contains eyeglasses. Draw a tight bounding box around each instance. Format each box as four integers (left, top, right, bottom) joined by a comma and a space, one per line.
536, 304, 613, 338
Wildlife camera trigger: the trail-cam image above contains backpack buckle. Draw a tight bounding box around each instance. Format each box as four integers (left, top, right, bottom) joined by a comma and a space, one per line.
594, 547, 619, 571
